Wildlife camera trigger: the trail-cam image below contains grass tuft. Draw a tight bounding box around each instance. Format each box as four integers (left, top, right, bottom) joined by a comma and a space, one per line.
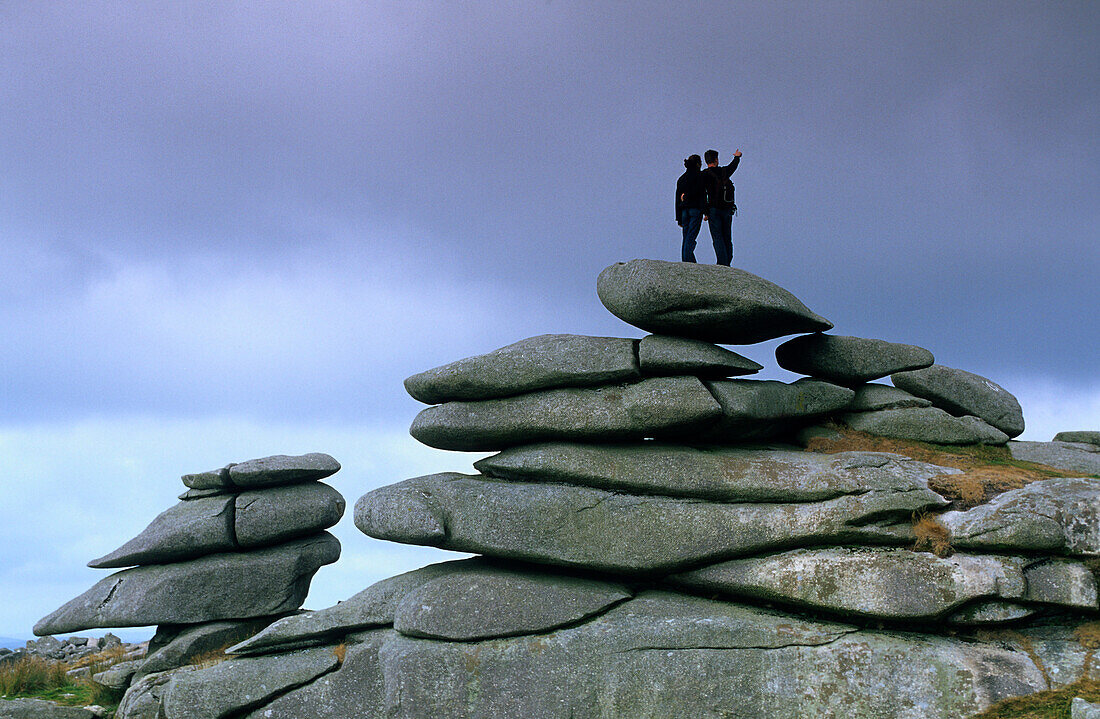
0, 655, 69, 697
911, 512, 953, 557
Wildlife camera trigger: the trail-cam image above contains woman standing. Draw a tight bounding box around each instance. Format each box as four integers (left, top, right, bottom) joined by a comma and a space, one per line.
675, 154, 706, 262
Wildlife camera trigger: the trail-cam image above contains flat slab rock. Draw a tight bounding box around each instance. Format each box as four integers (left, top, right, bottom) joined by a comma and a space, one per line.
229, 560, 479, 655
230, 559, 627, 653
409, 375, 722, 451
841, 406, 1010, 445
667, 547, 1096, 622
701, 378, 855, 442
34, 534, 340, 636
892, 364, 1025, 438
941, 478, 1100, 555
182, 453, 340, 490
1009, 440, 1100, 476
89, 483, 344, 568
354, 472, 944, 574
182, 592, 1063, 719
392, 562, 631, 641
596, 259, 833, 344
403, 334, 640, 405
475, 443, 958, 503
1055, 431, 1100, 447
637, 334, 762, 377
948, 600, 1036, 625
848, 383, 932, 412
161, 645, 339, 719
775, 333, 934, 385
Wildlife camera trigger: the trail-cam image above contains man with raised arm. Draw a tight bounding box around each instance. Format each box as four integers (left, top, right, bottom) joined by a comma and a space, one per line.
702, 148, 742, 267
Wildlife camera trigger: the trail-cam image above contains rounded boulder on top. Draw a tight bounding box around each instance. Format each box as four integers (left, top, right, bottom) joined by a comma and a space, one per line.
596, 259, 833, 344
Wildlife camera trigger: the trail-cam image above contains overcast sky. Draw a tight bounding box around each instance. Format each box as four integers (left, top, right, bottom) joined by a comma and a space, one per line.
1, 1, 1097, 639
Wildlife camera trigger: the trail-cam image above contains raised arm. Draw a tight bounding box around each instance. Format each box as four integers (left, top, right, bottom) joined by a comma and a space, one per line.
725, 150, 742, 177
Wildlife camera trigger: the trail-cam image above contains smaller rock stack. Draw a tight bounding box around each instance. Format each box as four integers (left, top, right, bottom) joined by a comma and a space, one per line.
33, 453, 345, 692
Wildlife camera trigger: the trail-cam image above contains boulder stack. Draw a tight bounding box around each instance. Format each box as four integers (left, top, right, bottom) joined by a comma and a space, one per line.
96, 263, 1100, 719
120, 260, 1100, 719
34, 453, 345, 695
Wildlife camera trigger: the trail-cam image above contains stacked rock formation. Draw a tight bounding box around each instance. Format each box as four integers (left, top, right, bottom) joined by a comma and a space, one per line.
33, 453, 344, 696
113, 260, 1100, 719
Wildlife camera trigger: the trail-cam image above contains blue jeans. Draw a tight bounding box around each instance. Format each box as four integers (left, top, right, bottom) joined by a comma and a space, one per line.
680, 208, 703, 262
707, 207, 734, 266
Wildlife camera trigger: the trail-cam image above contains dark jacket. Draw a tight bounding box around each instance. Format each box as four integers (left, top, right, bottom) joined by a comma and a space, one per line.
703, 155, 740, 210
675, 168, 707, 221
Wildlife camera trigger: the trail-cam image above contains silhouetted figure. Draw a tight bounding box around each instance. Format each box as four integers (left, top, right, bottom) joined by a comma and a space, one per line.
702, 148, 742, 266
675, 154, 707, 263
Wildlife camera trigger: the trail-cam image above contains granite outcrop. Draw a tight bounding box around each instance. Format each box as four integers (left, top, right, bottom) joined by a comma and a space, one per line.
34, 260, 1096, 719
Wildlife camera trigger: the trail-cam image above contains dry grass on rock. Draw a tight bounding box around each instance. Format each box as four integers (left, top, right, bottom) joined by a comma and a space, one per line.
911, 513, 953, 557
805, 424, 1089, 509
970, 677, 1100, 718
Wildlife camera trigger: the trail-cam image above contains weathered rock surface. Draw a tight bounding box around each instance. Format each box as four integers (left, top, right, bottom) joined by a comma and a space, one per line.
1074, 697, 1100, 719
1004, 620, 1100, 689
404, 334, 639, 404
177, 487, 229, 500
948, 600, 1036, 625
92, 658, 143, 689
238, 632, 391, 719
637, 334, 762, 377
848, 383, 933, 411
229, 561, 475, 655
0, 699, 98, 718
475, 443, 958, 503
393, 563, 631, 640
136, 619, 275, 681
228, 453, 340, 488
88, 483, 344, 568
701, 378, 855, 441
161, 645, 339, 719
892, 364, 1025, 437
409, 375, 722, 451
775, 333, 934, 385
182, 453, 340, 490
354, 473, 942, 574
1009, 440, 1100, 476
1056, 431, 1100, 447
667, 548, 1096, 621
941, 478, 1100, 555
88, 496, 235, 568
222, 593, 1051, 719
234, 483, 345, 547
842, 406, 1010, 445
596, 259, 833, 344
179, 466, 230, 491
116, 668, 198, 719
1024, 559, 1099, 609
35, 534, 341, 635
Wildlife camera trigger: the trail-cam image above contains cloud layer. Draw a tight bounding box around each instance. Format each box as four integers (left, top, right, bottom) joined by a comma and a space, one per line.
1, 2, 1097, 636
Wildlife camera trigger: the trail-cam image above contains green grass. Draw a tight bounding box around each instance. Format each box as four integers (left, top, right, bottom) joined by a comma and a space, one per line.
0, 654, 123, 711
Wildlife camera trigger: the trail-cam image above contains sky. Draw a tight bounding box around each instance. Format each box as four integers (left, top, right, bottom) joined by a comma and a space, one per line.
1, 1, 1097, 639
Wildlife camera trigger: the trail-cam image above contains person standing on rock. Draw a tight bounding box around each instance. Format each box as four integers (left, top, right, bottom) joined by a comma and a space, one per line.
675, 154, 707, 263
702, 148, 742, 266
